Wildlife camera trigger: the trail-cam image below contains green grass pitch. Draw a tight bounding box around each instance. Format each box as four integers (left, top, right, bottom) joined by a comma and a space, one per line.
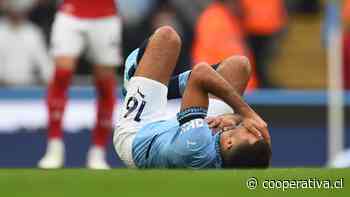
0, 168, 349, 197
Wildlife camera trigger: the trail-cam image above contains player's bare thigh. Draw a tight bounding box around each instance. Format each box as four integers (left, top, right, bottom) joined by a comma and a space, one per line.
93, 66, 115, 79
134, 26, 182, 85
207, 56, 252, 115
51, 13, 85, 70
215, 56, 252, 96
54, 56, 78, 70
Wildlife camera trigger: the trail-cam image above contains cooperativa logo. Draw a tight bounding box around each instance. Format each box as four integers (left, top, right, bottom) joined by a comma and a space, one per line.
246, 177, 345, 191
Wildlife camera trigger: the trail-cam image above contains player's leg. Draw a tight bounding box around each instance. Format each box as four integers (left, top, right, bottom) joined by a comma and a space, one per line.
121, 26, 181, 122
215, 56, 251, 96
46, 57, 79, 139
123, 39, 251, 98
38, 13, 84, 169
122, 32, 180, 95
86, 16, 122, 169
122, 26, 181, 85
86, 66, 116, 169
120, 26, 181, 87
134, 26, 181, 85
207, 56, 252, 116
168, 56, 251, 99
122, 39, 148, 96
167, 56, 251, 116
114, 26, 181, 167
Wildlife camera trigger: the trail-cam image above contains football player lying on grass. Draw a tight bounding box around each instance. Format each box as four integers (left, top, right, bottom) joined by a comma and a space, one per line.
114, 26, 271, 169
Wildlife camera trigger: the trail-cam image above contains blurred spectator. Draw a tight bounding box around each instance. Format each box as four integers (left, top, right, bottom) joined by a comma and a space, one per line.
119, 0, 154, 71
29, 0, 56, 44
120, 0, 211, 75
0, 0, 4, 15
166, 0, 211, 28
166, 0, 211, 72
192, 0, 257, 90
118, 0, 156, 26
343, 0, 350, 89
150, 1, 189, 74
0, 0, 53, 86
240, 0, 287, 88
286, 0, 320, 14
193, 0, 247, 64
151, 2, 183, 35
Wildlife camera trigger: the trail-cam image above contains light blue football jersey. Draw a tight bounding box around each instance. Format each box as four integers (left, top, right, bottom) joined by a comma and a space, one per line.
132, 118, 223, 169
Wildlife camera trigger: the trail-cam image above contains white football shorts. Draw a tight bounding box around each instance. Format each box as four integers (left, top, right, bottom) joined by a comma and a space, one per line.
113, 77, 168, 167
51, 12, 122, 66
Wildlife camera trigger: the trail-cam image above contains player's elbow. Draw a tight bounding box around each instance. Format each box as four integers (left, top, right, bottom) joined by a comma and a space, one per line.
224, 56, 252, 78
154, 26, 182, 49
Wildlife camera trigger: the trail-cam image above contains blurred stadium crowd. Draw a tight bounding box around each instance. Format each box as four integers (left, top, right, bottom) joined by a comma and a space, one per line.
0, 0, 325, 89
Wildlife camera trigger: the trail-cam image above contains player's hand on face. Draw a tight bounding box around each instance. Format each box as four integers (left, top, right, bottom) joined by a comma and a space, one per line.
240, 109, 268, 137
206, 117, 221, 129
206, 114, 241, 130
241, 114, 270, 144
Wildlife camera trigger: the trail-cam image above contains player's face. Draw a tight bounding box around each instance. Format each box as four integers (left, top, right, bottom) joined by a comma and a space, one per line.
220, 126, 260, 151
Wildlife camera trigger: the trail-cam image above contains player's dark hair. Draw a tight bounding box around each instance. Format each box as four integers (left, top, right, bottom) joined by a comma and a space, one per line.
221, 140, 272, 169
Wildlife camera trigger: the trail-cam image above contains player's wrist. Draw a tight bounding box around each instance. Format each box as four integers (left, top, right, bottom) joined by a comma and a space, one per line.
237, 106, 255, 118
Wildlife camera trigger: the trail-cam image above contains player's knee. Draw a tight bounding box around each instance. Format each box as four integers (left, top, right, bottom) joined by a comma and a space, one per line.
55, 56, 77, 69
154, 26, 182, 48
225, 56, 252, 77
191, 63, 212, 83
94, 66, 115, 78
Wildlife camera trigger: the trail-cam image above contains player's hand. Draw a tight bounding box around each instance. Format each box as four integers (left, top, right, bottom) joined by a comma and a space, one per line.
241, 113, 270, 144
206, 114, 241, 130
239, 107, 270, 142
206, 117, 221, 129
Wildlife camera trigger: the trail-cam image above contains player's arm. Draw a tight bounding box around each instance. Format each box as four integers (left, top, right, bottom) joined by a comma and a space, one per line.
179, 63, 270, 143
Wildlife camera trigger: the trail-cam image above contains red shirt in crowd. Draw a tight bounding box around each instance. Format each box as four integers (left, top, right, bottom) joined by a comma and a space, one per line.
60, 0, 118, 18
